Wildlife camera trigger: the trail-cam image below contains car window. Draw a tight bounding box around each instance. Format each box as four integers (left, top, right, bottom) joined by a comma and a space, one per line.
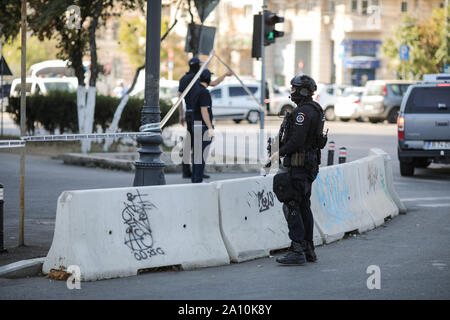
365, 84, 383, 96
44, 82, 76, 92
336, 87, 346, 96
405, 87, 450, 114
210, 88, 222, 99
389, 84, 402, 96
400, 84, 411, 95
228, 86, 258, 97
14, 82, 32, 95
326, 87, 334, 95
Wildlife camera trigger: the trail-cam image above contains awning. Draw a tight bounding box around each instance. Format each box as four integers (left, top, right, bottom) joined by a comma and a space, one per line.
343, 56, 380, 69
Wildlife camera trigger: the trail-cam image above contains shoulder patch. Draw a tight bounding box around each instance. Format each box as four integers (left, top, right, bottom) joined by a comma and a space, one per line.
295, 112, 306, 125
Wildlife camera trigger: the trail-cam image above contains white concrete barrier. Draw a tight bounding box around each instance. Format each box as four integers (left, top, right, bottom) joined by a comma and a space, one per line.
356, 154, 399, 226
213, 175, 323, 262
311, 160, 376, 244
369, 148, 406, 214
43, 184, 230, 281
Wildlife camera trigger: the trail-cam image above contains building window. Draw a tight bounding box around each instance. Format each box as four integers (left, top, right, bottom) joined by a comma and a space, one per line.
440, 2, 444, 8
362, 0, 368, 15
330, 0, 336, 13
401, 1, 408, 12
371, 0, 379, 6
351, 0, 358, 13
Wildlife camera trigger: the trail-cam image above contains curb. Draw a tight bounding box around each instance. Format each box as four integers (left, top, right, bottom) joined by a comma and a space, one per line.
0, 257, 45, 279
58, 152, 263, 173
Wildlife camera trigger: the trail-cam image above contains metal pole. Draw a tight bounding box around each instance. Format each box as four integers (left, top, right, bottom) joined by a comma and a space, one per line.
133, 0, 165, 186
327, 140, 335, 166
0, 184, 6, 253
259, 0, 266, 162
1, 25, 3, 137
19, 0, 26, 246
338, 147, 347, 164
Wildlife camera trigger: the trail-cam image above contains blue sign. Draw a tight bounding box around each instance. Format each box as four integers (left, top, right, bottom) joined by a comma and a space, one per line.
343, 57, 380, 69
399, 45, 410, 61
444, 64, 450, 74
168, 61, 174, 70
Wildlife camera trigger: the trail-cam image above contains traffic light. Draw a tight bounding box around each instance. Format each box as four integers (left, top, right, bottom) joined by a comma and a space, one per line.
251, 13, 262, 58
264, 10, 284, 46
252, 10, 284, 59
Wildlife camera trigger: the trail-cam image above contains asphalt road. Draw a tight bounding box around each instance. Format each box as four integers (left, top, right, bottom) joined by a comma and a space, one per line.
0, 119, 449, 300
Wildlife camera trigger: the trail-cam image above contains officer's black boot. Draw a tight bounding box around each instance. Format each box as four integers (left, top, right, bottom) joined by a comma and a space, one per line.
302, 240, 317, 262
276, 241, 306, 265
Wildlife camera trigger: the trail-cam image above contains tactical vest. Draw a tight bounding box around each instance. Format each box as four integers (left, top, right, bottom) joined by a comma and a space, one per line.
282, 101, 327, 168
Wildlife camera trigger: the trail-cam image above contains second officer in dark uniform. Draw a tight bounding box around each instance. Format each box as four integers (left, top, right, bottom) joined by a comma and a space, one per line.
269, 74, 326, 265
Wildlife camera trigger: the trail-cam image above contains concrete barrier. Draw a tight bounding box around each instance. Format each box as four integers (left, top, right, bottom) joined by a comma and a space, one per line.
356, 155, 399, 226
213, 175, 323, 262
369, 148, 406, 214
311, 160, 376, 244
42, 184, 230, 281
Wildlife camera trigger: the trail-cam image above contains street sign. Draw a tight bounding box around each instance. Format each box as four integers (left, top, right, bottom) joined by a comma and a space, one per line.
444, 64, 450, 74
399, 45, 410, 61
0, 57, 13, 76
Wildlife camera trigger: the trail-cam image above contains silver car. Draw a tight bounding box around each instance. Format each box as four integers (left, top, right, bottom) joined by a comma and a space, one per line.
397, 80, 450, 176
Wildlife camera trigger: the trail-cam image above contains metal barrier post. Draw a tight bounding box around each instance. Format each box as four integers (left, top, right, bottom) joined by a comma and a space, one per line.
338, 147, 347, 164
327, 141, 335, 166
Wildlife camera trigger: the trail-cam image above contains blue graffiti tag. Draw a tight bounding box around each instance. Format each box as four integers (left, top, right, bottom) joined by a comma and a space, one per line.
314, 168, 355, 232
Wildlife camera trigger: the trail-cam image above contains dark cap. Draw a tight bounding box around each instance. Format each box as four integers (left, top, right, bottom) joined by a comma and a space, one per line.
189, 57, 202, 65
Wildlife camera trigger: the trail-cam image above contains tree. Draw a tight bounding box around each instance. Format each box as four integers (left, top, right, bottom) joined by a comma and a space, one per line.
1, 36, 59, 76
382, 7, 450, 80
26, 0, 145, 152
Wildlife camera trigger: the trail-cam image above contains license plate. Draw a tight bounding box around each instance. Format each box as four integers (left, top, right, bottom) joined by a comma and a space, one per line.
424, 141, 450, 150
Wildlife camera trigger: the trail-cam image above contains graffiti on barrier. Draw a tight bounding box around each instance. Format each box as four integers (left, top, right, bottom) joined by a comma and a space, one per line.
122, 190, 165, 261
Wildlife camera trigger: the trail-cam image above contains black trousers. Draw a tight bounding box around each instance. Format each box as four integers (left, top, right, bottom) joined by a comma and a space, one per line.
283, 168, 316, 242
191, 124, 212, 183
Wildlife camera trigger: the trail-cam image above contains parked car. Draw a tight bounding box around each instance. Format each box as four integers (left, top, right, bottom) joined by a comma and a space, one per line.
268, 86, 296, 115
359, 80, 415, 123
334, 86, 365, 122
130, 76, 178, 105
397, 80, 450, 176
210, 80, 262, 124
9, 77, 78, 97
313, 83, 349, 121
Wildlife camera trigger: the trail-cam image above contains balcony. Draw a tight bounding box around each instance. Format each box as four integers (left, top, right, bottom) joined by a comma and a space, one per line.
343, 6, 382, 32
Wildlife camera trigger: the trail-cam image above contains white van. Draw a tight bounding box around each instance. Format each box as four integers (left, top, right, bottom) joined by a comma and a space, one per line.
10, 60, 78, 97
10, 77, 77, 97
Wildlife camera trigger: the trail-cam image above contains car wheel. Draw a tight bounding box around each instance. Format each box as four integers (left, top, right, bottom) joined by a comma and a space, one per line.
400, 161, 414, 176
355, 117, 364, 122
340, 117, 350, 122
247, 111, 259, 124
233, 119, 242, 124
280, 105, 294, 116
387, 108, 399, 124
369, 117, 380, 124
324, 107, 336, 121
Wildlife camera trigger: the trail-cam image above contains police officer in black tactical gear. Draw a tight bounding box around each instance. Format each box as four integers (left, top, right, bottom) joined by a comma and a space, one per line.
178, 57, 231, 179
269, 74, 326, 265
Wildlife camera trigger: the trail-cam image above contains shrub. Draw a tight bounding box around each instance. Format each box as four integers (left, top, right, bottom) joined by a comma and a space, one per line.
6, 90, 178, 135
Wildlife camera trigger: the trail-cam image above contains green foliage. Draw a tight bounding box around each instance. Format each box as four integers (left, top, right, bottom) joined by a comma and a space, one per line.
1, 36, 60, 77
6, 91, 178, 135
381, 7, 450, 79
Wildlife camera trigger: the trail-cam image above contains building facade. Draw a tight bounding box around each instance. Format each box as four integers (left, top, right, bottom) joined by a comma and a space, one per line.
265, 0, 445, 87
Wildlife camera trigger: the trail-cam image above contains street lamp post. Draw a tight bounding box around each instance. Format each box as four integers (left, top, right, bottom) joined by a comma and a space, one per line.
133, 0, 166, 186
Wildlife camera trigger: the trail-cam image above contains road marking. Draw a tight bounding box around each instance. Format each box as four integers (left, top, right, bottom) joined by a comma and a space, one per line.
416, 203, 450, 208
400, 196, 450, 202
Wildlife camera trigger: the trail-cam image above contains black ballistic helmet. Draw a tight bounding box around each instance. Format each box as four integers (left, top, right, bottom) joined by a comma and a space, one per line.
199, 68, 213, 85
290, 74, 317, 99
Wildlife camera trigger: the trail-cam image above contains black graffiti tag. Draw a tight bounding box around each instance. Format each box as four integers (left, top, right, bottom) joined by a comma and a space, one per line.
257, 189, 275, 213
122, 190, 165, 261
